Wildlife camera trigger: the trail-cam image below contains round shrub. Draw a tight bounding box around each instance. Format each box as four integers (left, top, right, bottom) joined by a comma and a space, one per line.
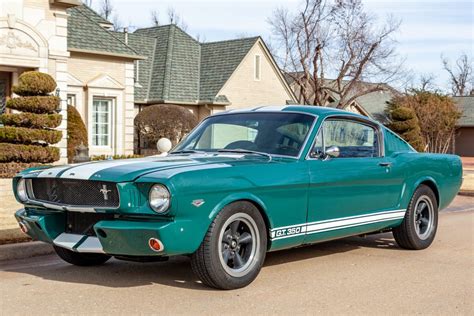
134, 104, 198, 147
0, 143, 59, 163
67, 105, 88, 163
12, 71, 56, 96
6, 96, 60, 114
0, 126, 62, 144
0, 113, 62, 129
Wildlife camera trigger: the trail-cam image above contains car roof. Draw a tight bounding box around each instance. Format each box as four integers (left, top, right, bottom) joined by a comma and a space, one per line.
220, 105, 377, 122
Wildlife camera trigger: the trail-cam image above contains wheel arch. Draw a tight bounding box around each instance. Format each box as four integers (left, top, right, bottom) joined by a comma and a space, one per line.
209, 193, 273, 249
414, 177, 440, 207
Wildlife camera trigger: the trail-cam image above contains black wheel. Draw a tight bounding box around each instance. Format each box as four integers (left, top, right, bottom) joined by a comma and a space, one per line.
54, 246, 111, 266
393, 185, 438, 250
191, 201, 267, 290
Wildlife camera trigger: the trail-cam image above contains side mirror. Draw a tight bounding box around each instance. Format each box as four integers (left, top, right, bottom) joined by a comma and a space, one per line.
157, 138, 172, 156
324, 145, 340, 159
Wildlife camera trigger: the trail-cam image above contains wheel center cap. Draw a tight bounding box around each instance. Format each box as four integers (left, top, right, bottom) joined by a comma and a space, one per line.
231, 240, 237, 248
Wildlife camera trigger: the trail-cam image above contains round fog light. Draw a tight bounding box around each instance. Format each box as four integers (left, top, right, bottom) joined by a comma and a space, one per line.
148, 238, 164, 252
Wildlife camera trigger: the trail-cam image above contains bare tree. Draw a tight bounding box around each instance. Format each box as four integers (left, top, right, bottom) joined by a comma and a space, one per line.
82, 0, 93, 6
111, 14, 123, 31
442, 53, 473, 96
167, 7, 188, 31
150, 10, 160, 27
418, 73, 437, 92
99, 0, 114, 20
269, 0, 405, 108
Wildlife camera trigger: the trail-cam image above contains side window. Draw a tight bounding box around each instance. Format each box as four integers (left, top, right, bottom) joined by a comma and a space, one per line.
311, 119, 379, 158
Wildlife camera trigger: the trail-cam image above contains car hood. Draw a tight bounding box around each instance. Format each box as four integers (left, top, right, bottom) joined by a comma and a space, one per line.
21, 154, 277, 182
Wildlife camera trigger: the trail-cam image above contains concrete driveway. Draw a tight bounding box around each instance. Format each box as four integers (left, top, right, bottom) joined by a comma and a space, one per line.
0, 208, 472, 315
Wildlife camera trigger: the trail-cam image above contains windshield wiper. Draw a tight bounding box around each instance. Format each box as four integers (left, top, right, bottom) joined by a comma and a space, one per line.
217, 149, 272, 161
169, 150, 207, 155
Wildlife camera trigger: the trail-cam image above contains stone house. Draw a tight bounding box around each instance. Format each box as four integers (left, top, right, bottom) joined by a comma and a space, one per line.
0, 2, 296, 161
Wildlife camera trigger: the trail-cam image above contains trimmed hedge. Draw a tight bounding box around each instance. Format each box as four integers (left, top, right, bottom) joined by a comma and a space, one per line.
12, 71, 56, 96
0, 143, 59, 163
6, 96, 60, 114
67, 105, 88, 163
0, 113, 62, 129
0, 162, 44, 178
0, 126, 62, 144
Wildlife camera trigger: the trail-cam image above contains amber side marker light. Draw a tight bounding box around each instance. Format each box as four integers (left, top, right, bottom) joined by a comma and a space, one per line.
19, 222, 28, 234
148, 238, 164, 252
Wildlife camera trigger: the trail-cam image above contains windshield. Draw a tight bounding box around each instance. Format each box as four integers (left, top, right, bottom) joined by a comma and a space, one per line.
172, 112, 315, 157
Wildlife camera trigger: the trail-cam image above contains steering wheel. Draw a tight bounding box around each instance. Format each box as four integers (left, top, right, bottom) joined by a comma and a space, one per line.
224, 141, 258, 151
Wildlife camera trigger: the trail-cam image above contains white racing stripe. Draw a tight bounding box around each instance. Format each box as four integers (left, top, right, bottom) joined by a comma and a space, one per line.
270, 209, 406, 241
59, 158, 154, 179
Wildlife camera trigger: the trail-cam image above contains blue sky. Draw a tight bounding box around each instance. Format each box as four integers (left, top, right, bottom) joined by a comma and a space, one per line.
93, 0, 473, 91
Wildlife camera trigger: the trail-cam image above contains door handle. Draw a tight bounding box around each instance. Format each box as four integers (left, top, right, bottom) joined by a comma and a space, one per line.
379, 162, 392, 167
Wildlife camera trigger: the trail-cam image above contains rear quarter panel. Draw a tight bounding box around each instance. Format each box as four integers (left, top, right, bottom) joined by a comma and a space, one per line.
395, 152, 462, 210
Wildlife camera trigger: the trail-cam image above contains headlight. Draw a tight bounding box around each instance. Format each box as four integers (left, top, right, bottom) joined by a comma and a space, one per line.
149, 184, 170, 213
17, 178, 28, 202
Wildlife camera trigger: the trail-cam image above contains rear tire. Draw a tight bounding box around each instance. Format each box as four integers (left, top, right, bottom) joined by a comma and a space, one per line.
191, 201, 267, 290
393, 185, 438, 250
54, 245, 111, 266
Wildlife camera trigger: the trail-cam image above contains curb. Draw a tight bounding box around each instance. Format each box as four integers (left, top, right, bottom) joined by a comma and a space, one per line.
0, 241, 54, 262
459, 191, 474, 197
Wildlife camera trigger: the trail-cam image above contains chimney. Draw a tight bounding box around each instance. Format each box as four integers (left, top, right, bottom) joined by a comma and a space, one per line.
124, 27, 128, 44
470, 89, 474, 96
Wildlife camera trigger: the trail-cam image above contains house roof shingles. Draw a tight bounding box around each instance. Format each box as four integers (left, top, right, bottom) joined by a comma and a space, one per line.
454, 96, 474, 127
67, 5, 141, 58
129, 25, 259, 103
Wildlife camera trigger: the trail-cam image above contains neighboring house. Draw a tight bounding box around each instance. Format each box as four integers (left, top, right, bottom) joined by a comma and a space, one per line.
286, 74, 399, 123
453, 95, 474, 157
118, 25, 295, 120
1, 2, 295, 160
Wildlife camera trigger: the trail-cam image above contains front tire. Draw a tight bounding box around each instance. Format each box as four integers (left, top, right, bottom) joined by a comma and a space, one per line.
191, 201, 267, 290
54, 245, 111, 266
393, 185, 438, 250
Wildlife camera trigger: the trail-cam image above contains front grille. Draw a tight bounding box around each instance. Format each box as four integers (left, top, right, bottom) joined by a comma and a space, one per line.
65, 212, 114, 236
29, 178, 119, 208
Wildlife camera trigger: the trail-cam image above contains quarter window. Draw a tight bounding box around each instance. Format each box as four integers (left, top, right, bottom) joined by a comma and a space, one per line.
92, 98, 112, 146
312, 119, 379, 158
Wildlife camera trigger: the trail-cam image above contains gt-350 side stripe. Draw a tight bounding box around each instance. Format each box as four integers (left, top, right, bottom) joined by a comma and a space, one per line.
270, 209, 406, 241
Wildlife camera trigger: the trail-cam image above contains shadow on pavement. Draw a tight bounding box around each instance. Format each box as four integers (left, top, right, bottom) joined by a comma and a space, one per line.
1, 233, 400, 290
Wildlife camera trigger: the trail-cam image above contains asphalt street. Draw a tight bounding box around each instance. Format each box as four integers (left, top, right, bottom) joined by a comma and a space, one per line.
0, 202, 473, 315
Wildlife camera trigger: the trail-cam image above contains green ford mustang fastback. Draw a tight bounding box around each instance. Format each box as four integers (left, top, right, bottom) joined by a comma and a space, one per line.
13, 106, 462, 289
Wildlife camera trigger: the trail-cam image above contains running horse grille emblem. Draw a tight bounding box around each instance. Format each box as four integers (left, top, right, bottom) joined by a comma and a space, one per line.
99, 185, 112, 201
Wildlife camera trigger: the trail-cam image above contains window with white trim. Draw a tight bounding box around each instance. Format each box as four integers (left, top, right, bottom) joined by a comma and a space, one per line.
67, 94, 76, 107
254, 54, 261, 80
92, 98, 112, 146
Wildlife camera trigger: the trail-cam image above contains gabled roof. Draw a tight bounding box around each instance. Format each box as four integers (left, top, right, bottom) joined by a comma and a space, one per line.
200, 37, 259, 102
127, 24, 260, 104
67, 5, 142, 59
454, 96, 474, 127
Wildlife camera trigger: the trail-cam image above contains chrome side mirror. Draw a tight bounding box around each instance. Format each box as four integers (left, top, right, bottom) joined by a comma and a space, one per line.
324, 145, 340, 159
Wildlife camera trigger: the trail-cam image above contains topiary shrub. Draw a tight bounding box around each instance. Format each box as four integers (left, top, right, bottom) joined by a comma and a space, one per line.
386, 104, 425, 152
0, 143, 60, 163
0, 162, 45, 178
12, 71, 56, 96
0, 71, 62, 176
134, 104, 198, 149
0, 126, 62, 144
0, 113, 62, 129
67, 105, 88, 163
6, 96, 60, 114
